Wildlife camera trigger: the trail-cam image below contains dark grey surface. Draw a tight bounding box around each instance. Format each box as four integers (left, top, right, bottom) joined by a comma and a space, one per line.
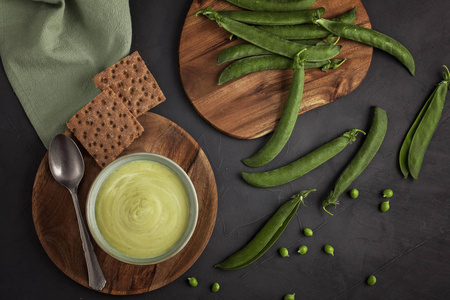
1, 0, 450, 299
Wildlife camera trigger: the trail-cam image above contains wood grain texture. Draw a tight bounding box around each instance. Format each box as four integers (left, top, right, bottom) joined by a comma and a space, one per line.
32, 112, 218, 295
179, 0, 373, 139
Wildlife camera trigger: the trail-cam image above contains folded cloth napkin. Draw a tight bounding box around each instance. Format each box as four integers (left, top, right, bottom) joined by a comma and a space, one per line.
0, 0, 132, 148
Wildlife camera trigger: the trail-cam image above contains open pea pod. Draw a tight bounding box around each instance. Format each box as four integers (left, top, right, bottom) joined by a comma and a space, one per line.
215, 189, 315, 270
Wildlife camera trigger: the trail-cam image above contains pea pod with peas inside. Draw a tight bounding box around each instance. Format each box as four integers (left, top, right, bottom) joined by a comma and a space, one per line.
217, 39, 324, 65
225, 0, 316, 11
215, 189, 315, 270
258, 7, 357, 40
242, 128, 365, 187
218, 7, 325, 26
314, 17, 415, 75
322, 107, 387, 215
196, 8, 342, 61
241, 50, 307, 167
399, 66, 450, 179
218, 55, 346, 85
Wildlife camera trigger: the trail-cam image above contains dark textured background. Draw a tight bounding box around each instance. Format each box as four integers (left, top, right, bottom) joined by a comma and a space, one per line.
1, 0, 449, 299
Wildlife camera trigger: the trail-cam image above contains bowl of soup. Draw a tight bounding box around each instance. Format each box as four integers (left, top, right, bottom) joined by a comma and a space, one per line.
86, 152, 198, 265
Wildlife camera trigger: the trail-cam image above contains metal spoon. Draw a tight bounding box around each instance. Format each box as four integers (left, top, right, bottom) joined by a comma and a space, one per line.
48, 134, 106, 291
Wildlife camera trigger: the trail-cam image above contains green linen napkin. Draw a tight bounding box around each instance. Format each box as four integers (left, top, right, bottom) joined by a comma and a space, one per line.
0, 0, 132, 148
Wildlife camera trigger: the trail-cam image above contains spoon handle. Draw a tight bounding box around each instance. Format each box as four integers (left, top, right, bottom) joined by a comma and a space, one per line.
70, 189, 107, 291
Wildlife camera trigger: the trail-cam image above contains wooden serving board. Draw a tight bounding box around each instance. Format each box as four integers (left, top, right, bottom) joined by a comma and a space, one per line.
179, 0, 373, 139
32, 112, 218, 295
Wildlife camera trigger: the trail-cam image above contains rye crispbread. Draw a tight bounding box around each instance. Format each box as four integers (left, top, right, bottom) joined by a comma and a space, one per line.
93, 51, 165, 117
66, 88, 144, 168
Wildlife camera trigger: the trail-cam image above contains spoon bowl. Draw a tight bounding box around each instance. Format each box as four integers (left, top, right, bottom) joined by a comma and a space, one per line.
48, 134, 106, 291
49, 134, 85, 189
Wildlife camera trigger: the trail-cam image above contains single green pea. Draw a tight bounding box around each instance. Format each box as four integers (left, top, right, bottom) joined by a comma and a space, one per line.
383, 189, 393, 198
303, 228, 313, 237
367, 275, 377, 286
188, 277, 198, 287
279, 247, 290, 257
349, 188, 359, 199
297, 245, 308, 255
211, 282, 220, 292
324, 244, 334, 256
284, 293, 295, 300
380, 200, 390, 212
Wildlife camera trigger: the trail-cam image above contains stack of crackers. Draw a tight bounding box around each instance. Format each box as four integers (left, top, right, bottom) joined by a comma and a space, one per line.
66, 51, 165, 168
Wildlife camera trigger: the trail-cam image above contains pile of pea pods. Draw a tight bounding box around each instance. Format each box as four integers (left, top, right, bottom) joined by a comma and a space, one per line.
195, 0, 449, 298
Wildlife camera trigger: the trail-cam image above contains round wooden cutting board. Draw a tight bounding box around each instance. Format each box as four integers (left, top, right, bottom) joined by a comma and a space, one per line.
32, 112, 218, 295
179, 0, 373, 139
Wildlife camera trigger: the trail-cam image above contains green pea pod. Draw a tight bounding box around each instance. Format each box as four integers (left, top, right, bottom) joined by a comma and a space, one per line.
242, 128, 364, 187
197, 8, 342, 60
217, 40, 320, 65
215, 189, 315, 270
258, 7, 357, 40
398, 88, 436, 178
225, 0, 316, 11
219, 8, 325, 26
241, 51, 307, 167
322, 107, 387, 215
408, 66, 450, 179
314, 18, 415, 76
218, 55, 345, 85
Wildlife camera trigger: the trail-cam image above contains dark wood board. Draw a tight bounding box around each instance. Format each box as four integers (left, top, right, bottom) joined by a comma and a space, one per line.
32, 112, 218, 295
179, 0, 373, 139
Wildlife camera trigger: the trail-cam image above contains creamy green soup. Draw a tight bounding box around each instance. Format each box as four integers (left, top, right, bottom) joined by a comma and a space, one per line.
95, 160, 190, 258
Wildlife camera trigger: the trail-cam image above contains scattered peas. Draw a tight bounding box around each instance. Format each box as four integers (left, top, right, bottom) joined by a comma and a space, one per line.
303, 228, 313, 237
383, 189, 393, 198
284, 293, 295, 300
279, 247, 290, 257
367, 275, 377, 286
349, 188, 359, 199
380, 201, 390, 212
297, 245, 308, 255
188, 277, 198, 287
324, 245, 334, 256
211, 282, 220, 292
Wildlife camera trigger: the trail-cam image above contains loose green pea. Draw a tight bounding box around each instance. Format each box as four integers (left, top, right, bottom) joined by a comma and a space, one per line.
188, 277, 198, 287
383, 189, 393, 198
367, 275, 377, 286
297, 245, 308, 255
380, 201, 390, 212
324, 244, 334, 256
279, 247, 290, 257
303, 228, 313, 237
284, 293, 295, 300
211, 282, 220, 292
349, 188, 359, 199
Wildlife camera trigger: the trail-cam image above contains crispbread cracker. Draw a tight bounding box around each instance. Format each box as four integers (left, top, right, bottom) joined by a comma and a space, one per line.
93, 51, 165, 117
66, 89, 144, 168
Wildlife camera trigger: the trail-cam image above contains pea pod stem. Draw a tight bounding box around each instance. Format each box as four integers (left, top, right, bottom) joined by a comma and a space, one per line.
196, 8, 342, 60
314, 17, 415, 75
322, 107, 387, 215
225, 0, 316, 11
242, 128, 365, 187
215, 189, 316, 270
407, 66, 450, 179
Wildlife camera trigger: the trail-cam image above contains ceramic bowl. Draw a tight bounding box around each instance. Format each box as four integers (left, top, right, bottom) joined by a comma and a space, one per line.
86, 152, 198, 265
